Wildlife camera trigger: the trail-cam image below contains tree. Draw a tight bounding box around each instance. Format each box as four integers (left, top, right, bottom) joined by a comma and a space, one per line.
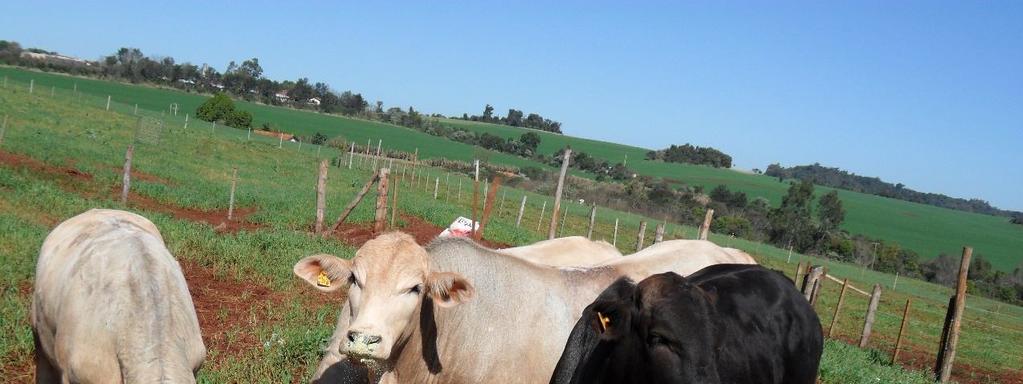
225, 110, 252, 129
195, 93, 236, 123
518, 132, 541, 155
769, 180, 817, 252
817, 190, 845, 233
482, 104, 494, 121
312, 132, 328, 145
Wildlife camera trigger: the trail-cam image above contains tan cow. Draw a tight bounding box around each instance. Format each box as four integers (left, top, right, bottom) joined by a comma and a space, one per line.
495, 236, 622, 266
295, 233, 754, 383
32, 209, 206, 383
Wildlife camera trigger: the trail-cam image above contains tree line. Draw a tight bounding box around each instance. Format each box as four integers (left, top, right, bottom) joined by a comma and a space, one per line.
646, 144, 733, 168
765, 163, 1021, 219
456, 104, 563, 134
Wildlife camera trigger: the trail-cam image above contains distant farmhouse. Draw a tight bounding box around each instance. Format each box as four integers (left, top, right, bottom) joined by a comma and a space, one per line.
20, 51, 92, 67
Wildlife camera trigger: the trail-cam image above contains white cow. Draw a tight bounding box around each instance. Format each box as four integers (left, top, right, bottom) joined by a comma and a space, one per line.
496, 236, 622, 266
32, 209, 206, 383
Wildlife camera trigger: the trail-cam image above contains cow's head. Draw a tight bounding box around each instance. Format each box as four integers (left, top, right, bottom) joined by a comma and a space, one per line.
294, 232, 474, 364
553, 272, 719, 384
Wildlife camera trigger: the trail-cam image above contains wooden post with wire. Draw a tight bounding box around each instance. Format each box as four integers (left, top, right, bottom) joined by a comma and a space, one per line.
328, 171, 380, 234
227, 167, 238, 221
537, 201, 546, 231
548, 149, 572, 239
892, 299, 912, 365
654, 222, 665, 243
935, 247, 973, 383
516, 195, 527, 227
314, 160, 329, 233
477, 176, 502, 240
373, 168, 390, 233
698, 209, 714, 240
587, 203, 597, 239
613, 218, 619, 246
120, 144, 135, 204
859, 284, 883, 348
390, 173, 401, 228
827, 278, 850, 338
636, 221, 647, 252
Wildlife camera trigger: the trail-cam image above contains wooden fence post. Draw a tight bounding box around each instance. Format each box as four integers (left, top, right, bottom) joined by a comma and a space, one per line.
329, 171, 380, 234
537, 200, 547, 231
390, 174, 400, 228
612, 218, 619, 246
636, 221, 647, 252
477, 177, 502, 240
374, 168, 390, 233
793, 262, 803, 286
120, 144, 135, 204
698, 208, 714, 240
457, 178, 463, 202
434, 177, 439, 199
892, 299, 912, 365
106, 95, 112, 111
801, 266, 824, 302
935, 247, 972, 383
548, 149, 572, 239
859, 283, 883, 348
29, 79, 33, 94
134, 104, 138, 115
654, 222, 665, 243
349, 142, 355, 169
559, 203, 568, 236
828, 278, 850, 338
498, 190, 507, 216
587, 203, 597, 239
314, 160, 329, 233
227, 167, 238, 220
471, 171, 480, 238
183, 114, 189, 129
516, 195, 527, 227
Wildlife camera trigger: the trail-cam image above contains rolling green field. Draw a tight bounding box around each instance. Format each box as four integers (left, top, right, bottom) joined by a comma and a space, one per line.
3, 66, 1019, 271
1, 71, 1021, 382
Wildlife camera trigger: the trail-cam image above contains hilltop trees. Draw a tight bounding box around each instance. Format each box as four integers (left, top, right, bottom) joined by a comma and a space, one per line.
646, 144, 733, 168
462, 104, 563, 134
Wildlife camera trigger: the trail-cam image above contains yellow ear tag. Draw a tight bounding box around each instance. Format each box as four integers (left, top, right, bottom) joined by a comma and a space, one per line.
597, 311, 611, 333
316, 271, 331, 288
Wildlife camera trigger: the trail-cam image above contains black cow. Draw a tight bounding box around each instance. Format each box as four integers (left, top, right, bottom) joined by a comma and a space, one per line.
550, 264, 823, 384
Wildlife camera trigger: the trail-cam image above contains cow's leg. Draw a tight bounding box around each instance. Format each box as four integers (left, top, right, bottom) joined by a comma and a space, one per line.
34, 331, 61, 384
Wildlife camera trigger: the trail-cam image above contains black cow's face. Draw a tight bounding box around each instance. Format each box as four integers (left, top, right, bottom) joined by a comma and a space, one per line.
570, 273, 719, 384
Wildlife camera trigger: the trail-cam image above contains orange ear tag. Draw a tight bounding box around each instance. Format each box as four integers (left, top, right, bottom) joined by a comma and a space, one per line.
597, 311, 611, 333
317, 271, 331, 287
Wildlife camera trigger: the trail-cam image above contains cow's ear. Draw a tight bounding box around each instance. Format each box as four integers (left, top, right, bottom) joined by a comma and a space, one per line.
427, 271, 475, 308
294, 254, 352, 292
700, 285, 719, 305
588, 300, 632, 342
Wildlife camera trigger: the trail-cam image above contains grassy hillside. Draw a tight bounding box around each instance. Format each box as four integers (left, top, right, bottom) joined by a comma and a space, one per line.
1, 73, 1020, 382
441, 119, 1023, 271
3, 67, 1020, 272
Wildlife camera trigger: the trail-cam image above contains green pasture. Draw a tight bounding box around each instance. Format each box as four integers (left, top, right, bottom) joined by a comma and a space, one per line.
0, 70, 1020, 382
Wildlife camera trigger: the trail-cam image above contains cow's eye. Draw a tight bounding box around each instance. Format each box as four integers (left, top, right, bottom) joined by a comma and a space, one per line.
349, 275, 363, 289
407, 285, 422, 295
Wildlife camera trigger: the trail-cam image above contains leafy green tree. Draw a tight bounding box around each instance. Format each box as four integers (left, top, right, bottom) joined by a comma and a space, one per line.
769, 180, 817, 251
518, 132, 541, 155
482, 104, 494, 121
225, 110, 252, 129
712, 215, 752, 237
195, 93, 236, 123
312, 132, 328, 145
817, 190, 845, 233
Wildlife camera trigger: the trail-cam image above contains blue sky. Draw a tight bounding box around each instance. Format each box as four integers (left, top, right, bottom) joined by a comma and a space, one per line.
3, 1, 1021, 210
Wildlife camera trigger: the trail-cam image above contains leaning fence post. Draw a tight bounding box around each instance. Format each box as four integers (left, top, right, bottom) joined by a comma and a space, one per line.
390, 173, 401, 228
314, 160, 329, 233
120, 144, 135, 204
516, 195, 528, 227
184, 113, 189, 129
654, 222, 665, 243
548, 149, 572, 239
636, 221, 647, 252
374, 168, 390, 233
587, 203, 598, 239
859, 283, 883, 348
106, 95, 112, 111
828, 278, 850, 338
892, 299, 912, 365
698, 208, 714, 240
935, 246, 972, 383
329, 171, 380, 234
558, 204, 568, 237
227, 167, 238, 220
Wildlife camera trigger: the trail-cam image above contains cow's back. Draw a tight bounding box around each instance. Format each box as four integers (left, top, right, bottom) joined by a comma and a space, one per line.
688, 264, 823, 383
32, 209, 205, 383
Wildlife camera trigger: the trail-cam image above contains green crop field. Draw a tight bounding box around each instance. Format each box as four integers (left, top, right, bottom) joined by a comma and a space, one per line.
1, 71, 1021, 382
3, 67, 1019, 271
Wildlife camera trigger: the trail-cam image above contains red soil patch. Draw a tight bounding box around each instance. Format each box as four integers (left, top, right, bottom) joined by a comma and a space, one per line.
117, 187, 261, 234
107, 165, 174, 185
329, 214, 510, 249
0, 150, 93, 182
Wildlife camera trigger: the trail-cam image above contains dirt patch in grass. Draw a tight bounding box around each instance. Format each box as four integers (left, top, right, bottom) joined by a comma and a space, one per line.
117, 187, 261, 234
329, 214, 509, 249
0, 149, 93, 182
107, 165, 175, 185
